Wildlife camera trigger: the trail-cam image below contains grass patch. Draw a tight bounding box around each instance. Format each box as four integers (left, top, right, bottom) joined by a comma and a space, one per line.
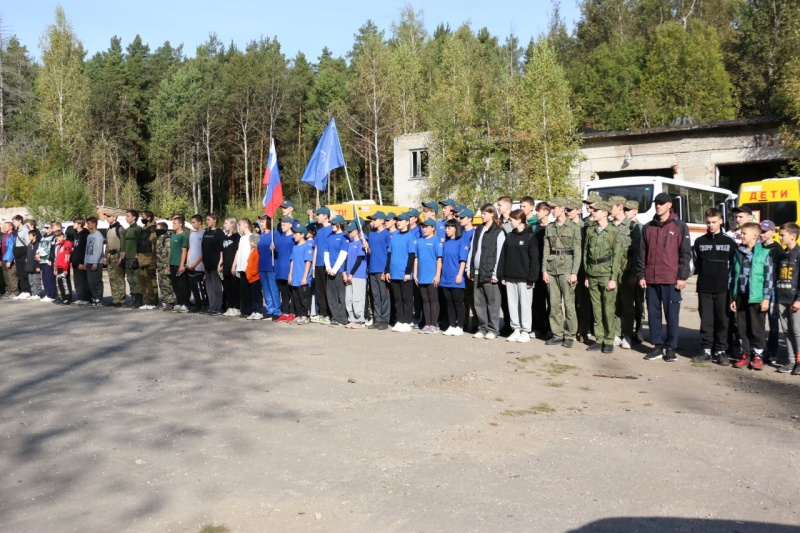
643, 402, 653, 407
690, 361, 710, 368
579, 385, 592, 391
547, 363, 577, 375
501, 403, 555, 417
517, 355, 541, 363
546, 381, 564, 388
488, 421, 499, 426
200, 526, 230, 533
495, 397, 504, 402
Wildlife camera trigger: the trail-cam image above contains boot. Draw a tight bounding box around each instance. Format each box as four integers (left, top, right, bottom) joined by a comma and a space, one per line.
131, 293, 144, 309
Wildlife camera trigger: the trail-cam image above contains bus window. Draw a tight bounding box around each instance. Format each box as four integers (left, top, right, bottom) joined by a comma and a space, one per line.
739, 201, 798, 227
586, 184, 654, 212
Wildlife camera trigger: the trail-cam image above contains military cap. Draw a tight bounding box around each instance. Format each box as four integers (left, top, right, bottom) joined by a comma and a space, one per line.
608, 195, 627, 206
592, 200, 613, 213
623, 200, 639, 211
547, 197, 568, 208
565, 198, 583, 210
584, 192, 603, 204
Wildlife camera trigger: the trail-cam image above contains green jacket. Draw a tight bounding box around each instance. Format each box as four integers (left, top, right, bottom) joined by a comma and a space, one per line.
583, 223, 623, 280
612, 216, 633, 279
122, 224, 140, 258
544, 219, 582, 275
731, 244, 770, 303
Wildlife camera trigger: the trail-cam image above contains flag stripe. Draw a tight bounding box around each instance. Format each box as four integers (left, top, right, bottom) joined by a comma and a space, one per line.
262, 139, 284, 217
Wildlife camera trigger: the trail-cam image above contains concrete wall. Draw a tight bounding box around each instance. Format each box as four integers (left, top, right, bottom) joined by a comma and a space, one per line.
393, 132, 432, 206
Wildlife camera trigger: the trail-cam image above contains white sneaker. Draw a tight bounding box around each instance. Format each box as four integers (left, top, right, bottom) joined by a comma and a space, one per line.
365, 318, 374, 327
400, 323, 413, 332
247, 312, 263, 320
518, 332, 531, 343
391, 323, 401, 332
40, 296, 54, 303
485, 332, 497, 340
139, 304, 156, 310
442, 327, 454, 336
613, 335, 622, 347
177, 305, 189, 313
506, 330, 521, 342
620, 336, 632, 349
473, 331, 485, 339
28, 295, 41, 301
451, 327, 464, 336
15, 292, 31, 300
74, 300, 89, 306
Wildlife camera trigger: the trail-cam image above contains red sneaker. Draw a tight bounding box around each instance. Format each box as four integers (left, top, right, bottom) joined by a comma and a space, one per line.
286, 314, 296, 322
275, 314, 288, 323
750, 355, 764, 370
733, 354, 750, 369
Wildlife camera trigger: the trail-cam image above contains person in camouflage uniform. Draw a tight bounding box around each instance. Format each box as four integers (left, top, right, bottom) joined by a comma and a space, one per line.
543, 197, 582, 348
624, 200, 645, 342
572, 196, 596, 343
103, 210, 126, 307
122, 209, 142, 308
608, 195, 635, 349
154, 221, 175, 310
583, 201, 624, 354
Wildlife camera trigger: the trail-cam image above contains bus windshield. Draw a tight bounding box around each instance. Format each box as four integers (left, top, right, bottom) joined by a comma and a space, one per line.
587, 184, 654, 213
740, 201, 798, 228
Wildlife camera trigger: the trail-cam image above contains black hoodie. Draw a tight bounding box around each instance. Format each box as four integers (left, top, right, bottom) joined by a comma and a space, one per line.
498, 226, 540, 285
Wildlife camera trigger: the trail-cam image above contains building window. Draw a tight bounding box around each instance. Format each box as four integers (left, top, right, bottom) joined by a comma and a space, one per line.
411, 149, 429, 179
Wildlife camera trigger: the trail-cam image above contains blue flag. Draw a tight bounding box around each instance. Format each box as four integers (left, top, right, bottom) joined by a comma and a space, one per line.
301, 118, 345, 191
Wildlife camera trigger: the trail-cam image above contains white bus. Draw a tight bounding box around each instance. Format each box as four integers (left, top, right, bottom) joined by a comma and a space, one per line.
584, 176, 737, 243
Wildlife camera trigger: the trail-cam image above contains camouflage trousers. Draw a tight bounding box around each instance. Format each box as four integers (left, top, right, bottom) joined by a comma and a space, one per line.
138, 263, 159, 305
106, 251, 126, 304
125, 257, 141, 296
157, 266, 175, 305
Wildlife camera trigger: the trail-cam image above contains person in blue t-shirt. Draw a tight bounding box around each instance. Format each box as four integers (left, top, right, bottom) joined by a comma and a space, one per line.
386, 212, 398, 235
344, 222, 368, 328
414, 219, 443, 334
422, 201, 447, 243
273, 216, 296, 322
385, 212, 416, 332
312, 206, 333, 324
366, 211, 391, 330
324, 215, 349, 326
458, 208, 478, 332
288, 222, 314, 324
441, 219, 469, 336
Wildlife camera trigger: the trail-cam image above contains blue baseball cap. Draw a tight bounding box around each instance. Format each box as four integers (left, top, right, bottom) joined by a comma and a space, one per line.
291, 221, 307, 235
345, 222, 360, 232
396, 212, 411, 221
330, 215, 346, 225
439, 198, 457, 208
458, 208, 475, 219
368, 211, 387, 220
385, 212, 397, 219
454, 204, 466, 214
280, 200, 295, 208
422, 201, 439, 215
422, 218, 437, 227
407, 208, 420, 218
279, 216, 294, 224
314, 206, 331, 216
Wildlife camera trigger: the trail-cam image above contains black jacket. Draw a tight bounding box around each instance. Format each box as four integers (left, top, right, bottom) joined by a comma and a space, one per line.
468, 224, 506, 283
498, 226, 540, 285
692, 232, 735, 294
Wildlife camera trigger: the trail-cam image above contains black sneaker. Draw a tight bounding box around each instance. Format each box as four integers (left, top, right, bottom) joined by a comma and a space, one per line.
329, 320, 343, 327
644, 345, 664, 361
378, 322, 389, 331
664, 348, 677, 362
777, 363, 793, 373
714, 352, 731, 366
792, 363, 800, 376
586, 343, 603, 352
545, 337, 563, 346
561, 339, 574, 348
601, 344, 614, 354
693, 352, 712, 363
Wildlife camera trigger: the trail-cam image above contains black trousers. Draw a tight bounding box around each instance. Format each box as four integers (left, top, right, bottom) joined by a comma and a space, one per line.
419, 284, 440, 329
443, 287, 466, 328
291, 285, 311, 317
188, 270, 207, 308
698, 292, 729, 352
72, 264, 89, 301
277, 279, 291, 314
237, 272, 252, 315
391, 279, 414, 324
499, 282, 512, 334
464, 278, 477, 327
14, 248, 30, 293
223, 273, 239, 310
326, 272, 347, 324
86, 264, 104, 301
170, 266, 191, 307
736, 294, 767, 355
314, 266, 330, 317
533, 273, 551, 337
56, 268, 72, 302
369, 273, 391, 324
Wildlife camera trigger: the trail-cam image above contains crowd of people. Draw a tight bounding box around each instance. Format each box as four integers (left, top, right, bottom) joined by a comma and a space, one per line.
1, 194, 798, 376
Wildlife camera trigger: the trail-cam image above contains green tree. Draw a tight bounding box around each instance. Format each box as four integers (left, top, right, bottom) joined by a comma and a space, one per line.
640, 20, 735, 125
28, 166, 95, 222
36, 6, 91, 166
513, 40, 581, 199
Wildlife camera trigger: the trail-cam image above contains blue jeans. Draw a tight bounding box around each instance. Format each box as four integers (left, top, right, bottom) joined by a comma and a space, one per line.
646, 284, 682, 349
259, 271, 281, 317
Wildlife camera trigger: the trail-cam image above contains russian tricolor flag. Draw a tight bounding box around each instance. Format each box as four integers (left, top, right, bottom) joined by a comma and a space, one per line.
262, 138, 284, 217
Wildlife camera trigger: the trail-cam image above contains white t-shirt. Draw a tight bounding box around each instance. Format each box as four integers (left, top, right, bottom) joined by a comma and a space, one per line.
236, 233, 259, 272
188, 229, 204, 271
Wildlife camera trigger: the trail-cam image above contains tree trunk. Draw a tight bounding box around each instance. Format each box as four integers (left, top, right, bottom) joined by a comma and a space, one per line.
204, 112, 214, 213
243, 124, 250, 210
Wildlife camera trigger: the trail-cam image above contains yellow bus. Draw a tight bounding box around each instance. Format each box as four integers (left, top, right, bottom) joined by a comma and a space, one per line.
737, 178, 800, 227
327, 201, 411, 221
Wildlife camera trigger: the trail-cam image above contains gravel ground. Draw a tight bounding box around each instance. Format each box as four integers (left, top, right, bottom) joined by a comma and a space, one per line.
1, 281, 799, 532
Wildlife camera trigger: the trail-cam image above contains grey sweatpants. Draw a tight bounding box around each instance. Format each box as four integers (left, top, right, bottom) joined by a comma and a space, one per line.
87, 264, 104, 301
506, 281, 533, 333
28, 272, 43, 296
205, 270, 223, 312
778, 302, 800, 363
346, 278, 367, 323
475, 281, 502, 335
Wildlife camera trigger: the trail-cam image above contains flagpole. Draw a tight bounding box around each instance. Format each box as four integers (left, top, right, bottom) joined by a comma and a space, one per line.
342, 161, 364, 240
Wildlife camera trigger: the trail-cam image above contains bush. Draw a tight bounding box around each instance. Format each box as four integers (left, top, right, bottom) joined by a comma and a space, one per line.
147, 185, 192, 219
28, 168, 95, 222
223, 200, 262, 223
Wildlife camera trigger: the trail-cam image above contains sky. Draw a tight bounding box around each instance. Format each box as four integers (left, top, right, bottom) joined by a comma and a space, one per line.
1, 0, 581, 61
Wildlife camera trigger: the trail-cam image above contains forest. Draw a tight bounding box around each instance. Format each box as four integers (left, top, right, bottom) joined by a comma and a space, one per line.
0, 1, 799, 220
